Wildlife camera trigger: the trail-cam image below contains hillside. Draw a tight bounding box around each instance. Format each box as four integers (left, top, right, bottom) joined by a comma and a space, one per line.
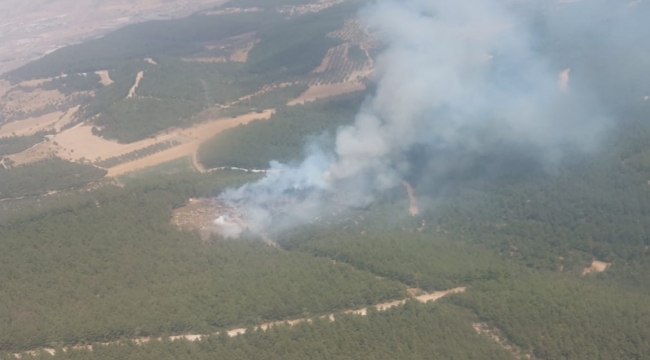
2, 0, 650, 359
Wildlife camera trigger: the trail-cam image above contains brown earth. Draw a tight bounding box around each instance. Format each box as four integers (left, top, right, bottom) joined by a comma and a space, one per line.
106, 109, 275, 176
95, 70, 114, 86
0, 111, 64, 137
288, 82, 366, 106
181, 57, 227, 63
229, 40, 258, 62
473, 322, 536, 359
127, 71, 144, 98
582, 260, 610, 275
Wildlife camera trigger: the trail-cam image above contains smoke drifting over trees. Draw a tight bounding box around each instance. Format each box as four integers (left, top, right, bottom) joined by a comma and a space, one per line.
221, 0, 649, 234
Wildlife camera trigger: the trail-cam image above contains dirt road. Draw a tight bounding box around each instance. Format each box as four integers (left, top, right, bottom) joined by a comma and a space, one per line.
12, 287, 465, 358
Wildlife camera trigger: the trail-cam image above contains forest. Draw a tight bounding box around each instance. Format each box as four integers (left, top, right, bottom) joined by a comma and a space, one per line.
0, 132, 50, 158
2, 302, 515, 360
3, 0, 650, 358
0, 158, 106, 199
198, 92, 365, 169
0, 171, 405, 352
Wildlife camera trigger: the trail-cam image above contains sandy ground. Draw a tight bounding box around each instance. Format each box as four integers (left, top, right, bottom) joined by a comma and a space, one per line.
106, 109, 275, 176
558, 68, 570, 92
0, 80, 10, 98
229, 40, 258, 63
127, 71, 144, 98
181, 57, 227, 63
144, 58, 158, 65
403, 181, 419, 216
582, 260, 610, 275
288, 82, 366, 106
0, 111, 64, 137
95, 70, 114, 86
13, 286, 465, 358
473, 322, 534, 359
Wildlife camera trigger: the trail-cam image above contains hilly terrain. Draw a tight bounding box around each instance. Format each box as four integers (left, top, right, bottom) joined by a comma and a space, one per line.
1, 0, 650, 359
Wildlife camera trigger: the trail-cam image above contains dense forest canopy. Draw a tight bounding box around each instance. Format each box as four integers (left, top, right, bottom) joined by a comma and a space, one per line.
2, 0, 650, 358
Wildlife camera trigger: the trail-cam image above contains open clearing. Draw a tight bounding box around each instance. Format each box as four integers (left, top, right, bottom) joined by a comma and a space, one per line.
582, 260, 611, 275
95, 70, 114, 85
12, 286, 465, 358
182, 57, 227, 63
106, 109, 275, 176
8, 109, 273, 171
127, 71, 144, 98
229, 40, 258, 62
288, 82, 365, 105
0, 111, 64, 137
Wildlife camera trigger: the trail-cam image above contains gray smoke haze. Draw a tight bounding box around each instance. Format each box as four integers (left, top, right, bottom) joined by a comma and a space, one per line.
219, 0, 647, 235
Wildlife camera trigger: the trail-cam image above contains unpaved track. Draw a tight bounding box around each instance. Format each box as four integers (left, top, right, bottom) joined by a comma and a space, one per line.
288, 82, 366, 106
0, 111, 64, 137
12, 287, 465, 358
127, 71, 144, 98
107, 109, 275, 176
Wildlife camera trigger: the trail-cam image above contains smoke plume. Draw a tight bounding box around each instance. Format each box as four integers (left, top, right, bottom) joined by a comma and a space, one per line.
219, 0, 649, 235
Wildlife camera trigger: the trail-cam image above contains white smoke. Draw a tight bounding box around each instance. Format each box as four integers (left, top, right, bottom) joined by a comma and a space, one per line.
218, 0, 642, 234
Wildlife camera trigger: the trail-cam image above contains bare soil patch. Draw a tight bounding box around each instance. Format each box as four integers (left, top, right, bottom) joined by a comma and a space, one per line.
144, 58, 158, 65
106, 109, 274, 176
95, 70, 114, 86
288, 82, 365, 106
0, 111, 63, 137
127, 71, 144, 98
473, 322, 536, 359
181, 57, 227, 63
229, 40, 258, 62
53, 105, 79, 132
582, 260, 610, 275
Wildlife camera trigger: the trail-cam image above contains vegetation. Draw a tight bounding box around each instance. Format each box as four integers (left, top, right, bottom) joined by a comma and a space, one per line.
41, 73, 103, 95
0, 132, 50, 158
453, 272, 650, 359
92, 98, 204, 143
0, 172, 404, 352
3, 13, 273, 82
198, 92, 365, 169
95, 141, 181, 168
0, 158, 106, 199
247, 4, 352, 78
6, 302, 515, 360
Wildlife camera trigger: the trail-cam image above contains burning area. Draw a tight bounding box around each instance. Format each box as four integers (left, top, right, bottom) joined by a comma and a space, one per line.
172, 198, 247, 240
